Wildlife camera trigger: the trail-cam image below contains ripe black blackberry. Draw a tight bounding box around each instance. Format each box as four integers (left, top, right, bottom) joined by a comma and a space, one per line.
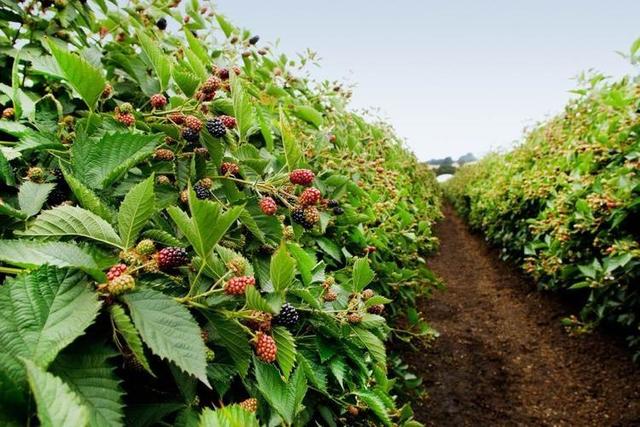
327, 199, 339, 208
193, 182, 211, 200
206, 118, 226, 138
274, 303, 299, 328
155, 247, 189, 271
181, 127, 200, 143
156, 17, 167, 30
47, 184, 68, 206
249, 35, 260, 45
333, 206, 344, 215
291, 206, 318, 229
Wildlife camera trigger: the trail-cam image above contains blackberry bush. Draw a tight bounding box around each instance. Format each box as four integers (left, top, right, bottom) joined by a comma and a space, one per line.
0, 2, 440, 426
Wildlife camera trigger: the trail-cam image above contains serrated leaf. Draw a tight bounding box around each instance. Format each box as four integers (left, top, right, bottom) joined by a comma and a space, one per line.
184, 49, 207, 81
199, 405, 259, 427
137, 31, 171, 91
62, 170, 114, 221
33, 94, 62, 133
230, 72, 253, 142
270, 244, 296, 292
17, 205, 123, 248
118, 175, 155, 248
292, 104, 323, 128
360, 314, 386, 330
0, 240, 102, 279
109, 305, 153, 375
17, 181, 54, 217
328, 357, 346, 389
364, 295, 392, 307
71, 132, 158, 190
173, 68, 200, 98
51, 343, 125, 427
352, 257, 374, 292
46, 38, 105, 110
245, 285, 274, 313
354, 391, 392, 426
352, 327, 386, 366
215, 14, 234, 38
298, 353, 327, 394
184, 30, 210, 66
287, 243, 316, 286
204, 313, 251, 377
123, 288, 209, 386
167, 197, 242, 259
0, 266, 100, 375
279, 109, 302, 171
142, 229, 185, 247
23, 358, 89, 427
254, 360, 307, 424
273, 326, 296, 380
0, 149, 15, 185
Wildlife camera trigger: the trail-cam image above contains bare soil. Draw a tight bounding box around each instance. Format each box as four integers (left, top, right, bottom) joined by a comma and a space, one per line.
405, 204, 640, 427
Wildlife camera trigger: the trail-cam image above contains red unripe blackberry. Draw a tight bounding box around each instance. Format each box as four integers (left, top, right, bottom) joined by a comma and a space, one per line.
193, 182, 211, 200
206, 118, 227, 137
289, 169, 315, 186
239, 398, 258, 413
273, 303, 299, 328
169, 113, 186, 125
259, 197, 277, 216
106, 264, 127, 281
115, 112, 135, 127
232, 66, 242, 76
101, 84, 112, 99
347, 405, 360, 416
217, 67, 230, 80
219, 115, 237, 129
184, 115, 202, 131
181, 127, 200, 143
154, 148, 175, 161
347, 313, 362, 324
201, 76, 221, 93
254, 331, 277, 363
150, 93, 167, 109
224, 275, 256, 295
323, 290, 337, 302
299, 187, 321, 206
220, 162, 240, 176
2, 107, 14, 119
367, 304, 385, 315
108, 274, 135, 295
155, 247, 189, 271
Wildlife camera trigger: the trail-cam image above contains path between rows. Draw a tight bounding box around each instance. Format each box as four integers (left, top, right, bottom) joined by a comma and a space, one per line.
404, 204, 640, 426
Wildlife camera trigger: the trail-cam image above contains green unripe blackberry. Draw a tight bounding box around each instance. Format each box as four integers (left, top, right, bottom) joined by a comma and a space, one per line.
136, 239, 156, 256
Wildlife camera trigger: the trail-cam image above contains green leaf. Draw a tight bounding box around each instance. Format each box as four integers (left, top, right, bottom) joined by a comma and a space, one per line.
17, 205, 123, 249
71, 132, 158, 190
46, 38, 106, 110
0, 240, 102, 279
184, 30, 210, 66
270, 244, 296, 292
173, 68, 200, 98
273, 326, 296, 380
142, 229, 185, 247
328, 357, 346, 389
364, 295, 392, 308
352, 327, 386, 366
354, 391, 392, 426
254, 360, 307, 424
0, 266, 101, 371
279, 109, 302, 171
167, 197, 243, 259
123, 288, 209, 386
11, 49, 22, 119
292, 104, 323, 128
0, 149, 15, 185
360, 314, 386, 330
215, 14, 235, 38
23, 358, 89, 427
50, 343, 125, 427
33, 94, 63, 133
17, 181, 55, 217
245, 285, 274, 313
287, 243, 316, 286
204, 313, 251, 377
62, 170, 114, 221
109, 305, 153, 375
137, 31, 171, 91
298, 353, 327, 394
184, 49, 207, 81
230, 72, 253, 142
199, 405, 259, 427
352, 257, 374, 292
118, 175, 155, 248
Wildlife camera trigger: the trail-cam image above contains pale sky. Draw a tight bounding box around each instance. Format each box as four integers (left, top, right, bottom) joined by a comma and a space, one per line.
216, 0, 640, 160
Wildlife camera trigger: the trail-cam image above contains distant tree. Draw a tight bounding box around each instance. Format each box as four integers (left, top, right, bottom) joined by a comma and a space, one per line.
435, 163, 456, 176
442, 156, 453, 165
457, 152, 477, 165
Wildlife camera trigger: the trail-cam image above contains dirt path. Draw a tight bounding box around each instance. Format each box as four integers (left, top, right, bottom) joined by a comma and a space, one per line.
405, 204, 640, 426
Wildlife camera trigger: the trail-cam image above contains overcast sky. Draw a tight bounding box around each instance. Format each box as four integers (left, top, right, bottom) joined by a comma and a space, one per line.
216, 0, 640, 160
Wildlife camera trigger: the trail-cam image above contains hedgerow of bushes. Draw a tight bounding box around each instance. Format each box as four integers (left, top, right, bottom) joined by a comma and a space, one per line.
445, 61, 640, 357
0, 0, 441, 426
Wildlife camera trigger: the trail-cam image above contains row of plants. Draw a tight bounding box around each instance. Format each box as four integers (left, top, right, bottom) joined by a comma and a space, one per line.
0, 0, 441, 425
445, 48, 640, 358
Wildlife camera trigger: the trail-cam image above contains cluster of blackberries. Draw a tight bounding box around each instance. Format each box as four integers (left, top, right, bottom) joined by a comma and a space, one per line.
206, 118, 227, 138
155, 247, 189, 271
292, 206, 320, 229
273, 303, 299, 328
